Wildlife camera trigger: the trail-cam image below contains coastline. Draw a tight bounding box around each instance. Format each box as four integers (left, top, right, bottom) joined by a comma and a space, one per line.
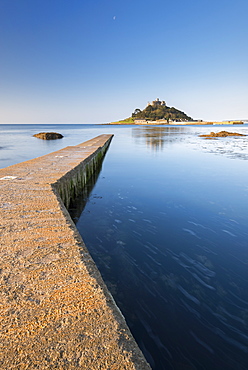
106, 120, 244, 126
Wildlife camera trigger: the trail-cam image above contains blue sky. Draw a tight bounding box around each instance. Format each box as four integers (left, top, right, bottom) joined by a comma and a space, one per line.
0, 0, 248, 123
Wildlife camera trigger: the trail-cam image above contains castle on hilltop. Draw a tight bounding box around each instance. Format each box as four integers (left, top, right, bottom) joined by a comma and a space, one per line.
147, 98, 166, 107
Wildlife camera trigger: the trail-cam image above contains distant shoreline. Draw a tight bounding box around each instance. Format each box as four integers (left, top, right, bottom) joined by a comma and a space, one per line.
105, 120, 244, 126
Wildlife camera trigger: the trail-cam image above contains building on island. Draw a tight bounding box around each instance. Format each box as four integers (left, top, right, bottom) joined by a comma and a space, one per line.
147, 98, 166, 107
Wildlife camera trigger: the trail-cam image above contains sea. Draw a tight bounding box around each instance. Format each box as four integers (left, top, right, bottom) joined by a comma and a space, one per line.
1, 123, 248, 370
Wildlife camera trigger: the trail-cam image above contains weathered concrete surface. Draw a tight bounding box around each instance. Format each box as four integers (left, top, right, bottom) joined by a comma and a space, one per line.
0, 135, 151, 369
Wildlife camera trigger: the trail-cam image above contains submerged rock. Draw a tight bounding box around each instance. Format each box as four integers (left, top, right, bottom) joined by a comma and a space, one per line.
33, 132, 63, 140
199, 131, 246, 139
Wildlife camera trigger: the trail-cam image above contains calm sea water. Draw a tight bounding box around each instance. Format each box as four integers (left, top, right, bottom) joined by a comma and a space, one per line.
1, 124, 248, 369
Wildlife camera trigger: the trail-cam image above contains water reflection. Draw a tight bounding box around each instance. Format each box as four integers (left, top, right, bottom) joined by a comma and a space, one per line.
132, 125, 248, 160
132, 126, 187, 151
69, 162, 102, 222
71, 127, 248, 370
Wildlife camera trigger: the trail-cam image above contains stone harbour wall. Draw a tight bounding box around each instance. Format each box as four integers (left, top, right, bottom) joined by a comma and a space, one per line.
0, 135, 151, 369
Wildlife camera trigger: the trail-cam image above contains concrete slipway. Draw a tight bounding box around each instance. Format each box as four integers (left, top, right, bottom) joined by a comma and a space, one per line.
0, 135, 151, 369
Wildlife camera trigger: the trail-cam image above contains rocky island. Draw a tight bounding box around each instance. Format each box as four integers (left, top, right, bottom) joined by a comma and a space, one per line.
132, 98, 193, 123
110, 98, 193, 124
108, 98, 244, 125
199, 131, 247, 139
33, 132, 63, 140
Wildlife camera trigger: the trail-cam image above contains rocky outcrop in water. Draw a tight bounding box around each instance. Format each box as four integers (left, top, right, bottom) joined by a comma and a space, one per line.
199, 131, 246, 139
33, 132, 63, 140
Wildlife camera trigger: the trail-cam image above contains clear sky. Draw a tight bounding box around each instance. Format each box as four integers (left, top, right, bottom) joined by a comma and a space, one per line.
1, 0, 248, 123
